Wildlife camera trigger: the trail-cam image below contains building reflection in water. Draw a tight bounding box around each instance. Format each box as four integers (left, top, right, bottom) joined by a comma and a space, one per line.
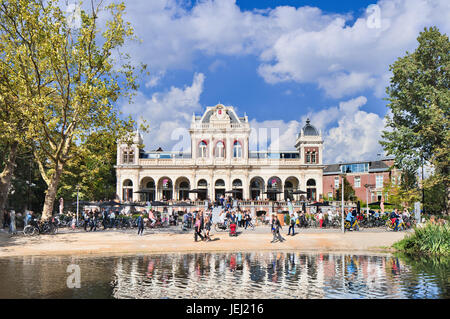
0, 252, 447, 299
105, 252, 442, 299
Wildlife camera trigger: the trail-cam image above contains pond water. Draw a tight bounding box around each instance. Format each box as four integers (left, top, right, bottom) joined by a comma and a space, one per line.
0, 252, 448, 299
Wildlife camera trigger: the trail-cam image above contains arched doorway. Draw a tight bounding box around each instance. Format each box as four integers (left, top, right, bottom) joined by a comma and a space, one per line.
267, 176, 282, 201
232, 179, 243, 200
214, 179, 225, 200
122, 179, 133, 201
250, 177, 264, 200
307, 179, 317, 201
140, 177, 156, 202
158, 177, 173, 200
284, 176, 299, 201
197, 179, 208, 200
176, 177, 190, 200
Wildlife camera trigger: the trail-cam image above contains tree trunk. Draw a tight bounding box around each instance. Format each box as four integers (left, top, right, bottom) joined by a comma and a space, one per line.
0, 141, 19, 223
41, 161, 64, 220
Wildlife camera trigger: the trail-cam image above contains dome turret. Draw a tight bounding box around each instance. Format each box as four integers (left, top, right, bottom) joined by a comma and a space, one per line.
302, 119, 319, 136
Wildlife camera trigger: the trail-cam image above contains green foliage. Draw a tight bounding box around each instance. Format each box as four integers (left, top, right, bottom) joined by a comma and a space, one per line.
335, 177, 356, 202
57, 131, 119, 202
0, 0, 148, 218
393, 222, 450, 256
381, 26, 450, 214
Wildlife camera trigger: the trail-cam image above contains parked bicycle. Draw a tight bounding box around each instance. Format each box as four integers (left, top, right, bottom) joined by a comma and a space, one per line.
23, 218, 58, 236
385, 218, 407, 231
344, 219, 360, 231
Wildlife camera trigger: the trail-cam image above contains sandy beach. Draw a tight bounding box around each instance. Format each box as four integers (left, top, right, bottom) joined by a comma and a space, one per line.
0, 227, 410, 257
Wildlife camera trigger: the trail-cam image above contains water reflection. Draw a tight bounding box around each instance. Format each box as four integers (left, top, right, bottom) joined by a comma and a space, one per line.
0, 252, 448, 299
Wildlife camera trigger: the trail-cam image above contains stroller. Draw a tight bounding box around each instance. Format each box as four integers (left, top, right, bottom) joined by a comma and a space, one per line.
229, 223, 237, 237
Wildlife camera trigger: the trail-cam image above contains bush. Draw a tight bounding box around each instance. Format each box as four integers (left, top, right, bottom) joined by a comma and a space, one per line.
393, 222, 450, 256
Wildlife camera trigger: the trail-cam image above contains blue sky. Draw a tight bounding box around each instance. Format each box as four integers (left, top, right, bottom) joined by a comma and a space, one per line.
114, 0, 449, 163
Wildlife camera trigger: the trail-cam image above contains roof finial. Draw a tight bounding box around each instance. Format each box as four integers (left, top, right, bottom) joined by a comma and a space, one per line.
306, 118, 310, 125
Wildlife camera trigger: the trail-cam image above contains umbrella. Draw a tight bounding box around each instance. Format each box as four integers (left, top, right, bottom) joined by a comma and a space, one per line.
71, 200, 96, 206
99, 200, 122, 207
264, 189, 282, 194
188, 189, 207, 193
171, 202, 194, 207
290, 190, 308, 195
368, 201, 395, 206
150, 201, 169, 207
134, 189, 153, 194
225, 189, 241, 194
122, 202, 147, 207
308, 202, 330, 207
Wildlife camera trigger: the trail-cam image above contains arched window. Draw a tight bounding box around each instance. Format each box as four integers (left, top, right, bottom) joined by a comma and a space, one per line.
198, 141, 208, 158
233, 141, 242, 158
197, 179, 208, 200
215, 141, 225, 158
232, 179, 242, 188
122, 179, 133, 201
307, 179, 316, 201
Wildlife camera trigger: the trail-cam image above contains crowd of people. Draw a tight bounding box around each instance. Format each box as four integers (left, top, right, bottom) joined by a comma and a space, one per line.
3, 196, 445, 241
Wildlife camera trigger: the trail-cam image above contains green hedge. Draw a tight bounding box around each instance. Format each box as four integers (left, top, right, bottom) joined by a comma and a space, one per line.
393, 222, 450, 256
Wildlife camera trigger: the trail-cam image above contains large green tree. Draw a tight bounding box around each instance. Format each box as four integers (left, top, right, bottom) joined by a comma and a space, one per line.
57, 130, 119, 203
335, 177, 356, 202
381, 27, 450, 214
0, 0, 146, 219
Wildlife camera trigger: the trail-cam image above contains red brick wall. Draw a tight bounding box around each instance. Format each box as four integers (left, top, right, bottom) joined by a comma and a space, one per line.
323, 171, 392, 203
304, 146, 319, 164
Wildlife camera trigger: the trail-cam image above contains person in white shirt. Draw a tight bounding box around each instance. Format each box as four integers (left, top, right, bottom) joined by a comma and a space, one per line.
318, 210, 324, 228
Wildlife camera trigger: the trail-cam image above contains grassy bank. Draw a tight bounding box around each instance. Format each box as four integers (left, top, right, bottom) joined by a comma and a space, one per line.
393, 222, 450, 256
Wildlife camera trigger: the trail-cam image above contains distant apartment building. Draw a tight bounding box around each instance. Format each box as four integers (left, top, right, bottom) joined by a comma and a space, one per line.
322, 156, 401, 203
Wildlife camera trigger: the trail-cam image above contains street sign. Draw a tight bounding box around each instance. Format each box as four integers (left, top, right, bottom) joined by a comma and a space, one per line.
414, 202, 421, 224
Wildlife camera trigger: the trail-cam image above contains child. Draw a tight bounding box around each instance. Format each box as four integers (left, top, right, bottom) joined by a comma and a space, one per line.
71, 216, 76, 230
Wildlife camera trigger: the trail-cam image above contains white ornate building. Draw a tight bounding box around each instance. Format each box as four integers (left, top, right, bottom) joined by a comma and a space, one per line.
115, 104, 324, 202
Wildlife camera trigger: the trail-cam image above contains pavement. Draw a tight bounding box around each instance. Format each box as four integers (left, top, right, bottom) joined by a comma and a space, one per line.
0, 225, 412, 257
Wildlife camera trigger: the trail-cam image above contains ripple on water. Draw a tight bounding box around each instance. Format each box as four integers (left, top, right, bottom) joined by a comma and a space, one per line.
0, 252, 448, 299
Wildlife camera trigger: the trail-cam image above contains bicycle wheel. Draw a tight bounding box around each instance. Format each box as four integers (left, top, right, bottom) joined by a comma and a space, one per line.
50, 224, 58, 235
23, 225, 36, 236
344, 221, 350, 230
385, 221, 393, 231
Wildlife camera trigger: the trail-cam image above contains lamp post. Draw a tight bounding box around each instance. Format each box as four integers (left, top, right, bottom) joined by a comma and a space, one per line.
364, 184, 375, 216
76, 184, 80, 224
341, 173, 345, 233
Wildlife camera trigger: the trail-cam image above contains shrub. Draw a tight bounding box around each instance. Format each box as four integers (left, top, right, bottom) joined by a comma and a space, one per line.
393, 222, 450, 256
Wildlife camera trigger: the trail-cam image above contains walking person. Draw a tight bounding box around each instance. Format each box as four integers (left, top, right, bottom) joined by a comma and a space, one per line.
83, 210, 89, 231
318, 209, 324, 229
102, 209, 108, 230
89, 212, 97, 232
148, 210, 156, 227
288, 213, 296, 236
9, 210, 17, 235
110, 210, 116, 228
137, 213, 145, 236
71, 215, 76, 230
204, 214, 212, 241
237, 211, 243, 228
194, 215, 204, 242
271, 216, 285, 243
